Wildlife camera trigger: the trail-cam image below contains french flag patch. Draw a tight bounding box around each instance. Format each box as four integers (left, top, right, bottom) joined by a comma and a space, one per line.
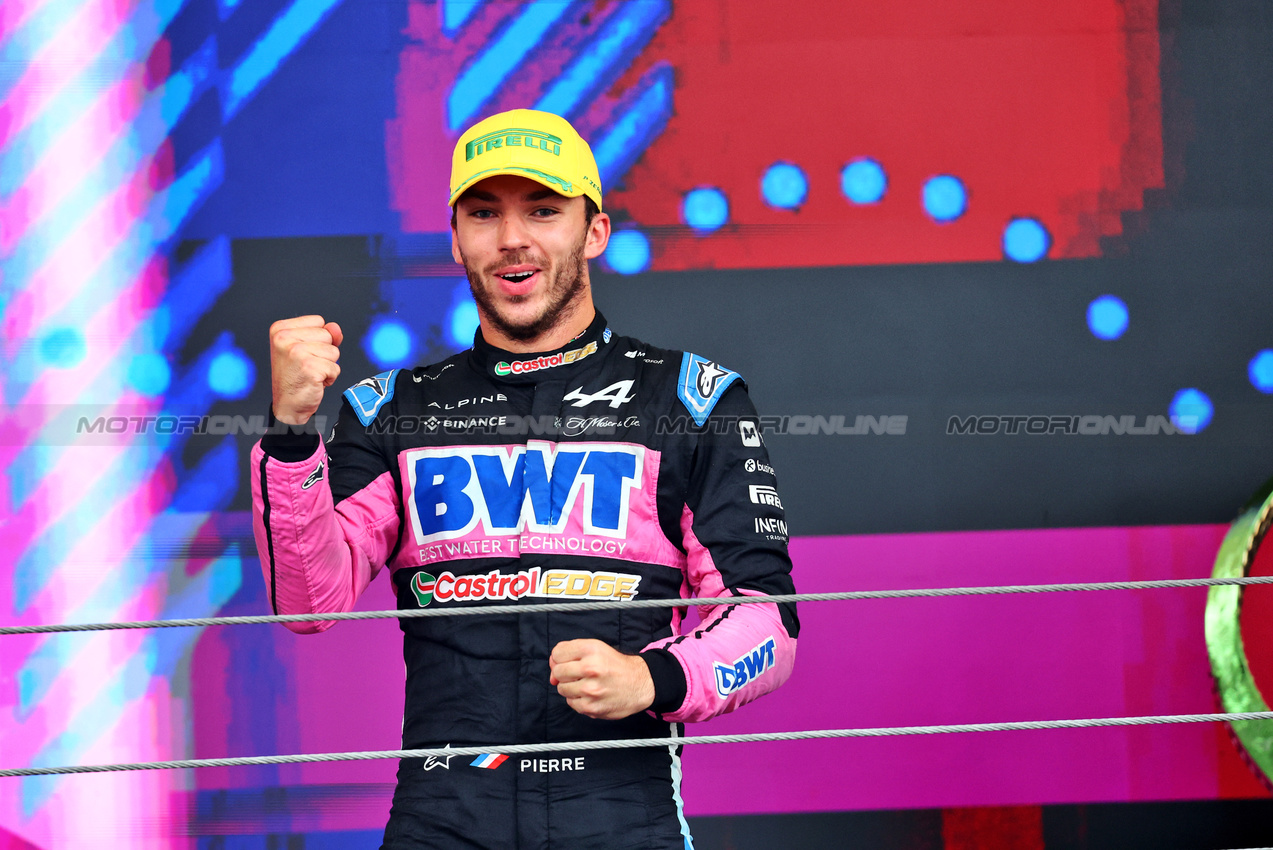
470, 753, 508, 770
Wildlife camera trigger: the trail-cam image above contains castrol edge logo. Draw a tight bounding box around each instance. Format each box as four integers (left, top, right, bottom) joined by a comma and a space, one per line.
406, 441, 644, 545
411, 567, 639, 607
494, 341, 597, 376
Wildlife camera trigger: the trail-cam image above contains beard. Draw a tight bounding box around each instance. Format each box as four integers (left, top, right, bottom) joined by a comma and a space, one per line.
462, 230, 589, 344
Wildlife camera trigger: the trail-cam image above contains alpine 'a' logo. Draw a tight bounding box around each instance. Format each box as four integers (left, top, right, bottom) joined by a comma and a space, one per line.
696, 360, 728, 398
563, 380, 636, 409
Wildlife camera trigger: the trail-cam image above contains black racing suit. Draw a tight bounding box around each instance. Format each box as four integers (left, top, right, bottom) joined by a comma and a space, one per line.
250, 312, 799, 849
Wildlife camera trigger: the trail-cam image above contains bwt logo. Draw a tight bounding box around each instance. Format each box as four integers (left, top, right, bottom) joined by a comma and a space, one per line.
714, 637, 778, 698
406, 441, 644, 544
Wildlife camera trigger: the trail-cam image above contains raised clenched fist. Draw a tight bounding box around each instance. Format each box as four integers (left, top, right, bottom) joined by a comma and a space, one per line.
269, 315, 343, 426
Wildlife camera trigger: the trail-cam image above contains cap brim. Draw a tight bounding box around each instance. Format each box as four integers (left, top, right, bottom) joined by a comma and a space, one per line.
448, 166, 590, 207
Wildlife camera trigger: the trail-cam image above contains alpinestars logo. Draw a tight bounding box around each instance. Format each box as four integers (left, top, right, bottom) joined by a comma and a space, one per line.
714, 637, 778, 698
495, 341, 597, 376
423, 744, 454, 770
696, 360, 728, 398
301, 461, 324, 490
344, 370, 398, 425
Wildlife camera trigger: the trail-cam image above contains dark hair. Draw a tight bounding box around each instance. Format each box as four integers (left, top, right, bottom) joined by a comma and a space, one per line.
450, 195, 600, 230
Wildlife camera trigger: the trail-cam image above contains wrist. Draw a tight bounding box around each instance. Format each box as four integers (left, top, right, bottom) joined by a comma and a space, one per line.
639, 649, 686, 714
272, 404, 311, 426
633, 655, 656, 712
260, 406, 322, 462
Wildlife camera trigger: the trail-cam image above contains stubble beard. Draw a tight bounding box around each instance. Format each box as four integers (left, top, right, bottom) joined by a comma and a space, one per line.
463, 231, 589, 344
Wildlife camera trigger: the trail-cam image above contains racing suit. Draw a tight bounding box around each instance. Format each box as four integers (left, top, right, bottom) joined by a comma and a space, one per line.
250, 312, 799, 849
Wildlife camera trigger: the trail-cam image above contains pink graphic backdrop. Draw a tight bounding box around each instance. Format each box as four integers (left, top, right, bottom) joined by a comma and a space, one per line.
189, 521, 1273, 830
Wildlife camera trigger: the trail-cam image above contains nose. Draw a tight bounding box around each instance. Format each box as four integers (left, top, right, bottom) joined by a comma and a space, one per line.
497, 213, 532, 252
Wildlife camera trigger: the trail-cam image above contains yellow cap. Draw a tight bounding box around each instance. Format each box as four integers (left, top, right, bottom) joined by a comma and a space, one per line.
449, 109, 603, 210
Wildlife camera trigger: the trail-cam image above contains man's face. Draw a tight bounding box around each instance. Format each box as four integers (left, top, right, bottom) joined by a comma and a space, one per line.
452, 175, 609, 344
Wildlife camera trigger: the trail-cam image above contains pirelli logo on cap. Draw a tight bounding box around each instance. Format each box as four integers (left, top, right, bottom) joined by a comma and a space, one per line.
466, 128, 562, 161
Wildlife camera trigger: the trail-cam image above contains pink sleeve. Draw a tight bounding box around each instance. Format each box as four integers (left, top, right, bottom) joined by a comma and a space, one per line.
641, 507, 797, 723
249, 438, 402, 633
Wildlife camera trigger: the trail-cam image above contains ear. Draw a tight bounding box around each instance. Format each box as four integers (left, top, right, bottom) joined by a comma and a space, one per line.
451, 223, 463, 265
583, 211, 611, 260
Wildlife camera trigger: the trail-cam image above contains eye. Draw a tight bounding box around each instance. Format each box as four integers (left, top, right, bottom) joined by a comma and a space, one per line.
532, 207, 560, 218
469, 208, 495, 219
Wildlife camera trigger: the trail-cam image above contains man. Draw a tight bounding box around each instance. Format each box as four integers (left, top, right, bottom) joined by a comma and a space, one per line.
251, 109, 798, 849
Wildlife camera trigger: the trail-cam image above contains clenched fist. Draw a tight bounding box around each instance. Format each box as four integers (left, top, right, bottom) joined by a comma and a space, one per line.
270, 315, 343, 426
549, 639, 655, 720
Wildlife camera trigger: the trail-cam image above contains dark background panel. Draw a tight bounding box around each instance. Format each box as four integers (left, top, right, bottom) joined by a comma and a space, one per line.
587, 0, 1273, 535
201, 0, 1273, 533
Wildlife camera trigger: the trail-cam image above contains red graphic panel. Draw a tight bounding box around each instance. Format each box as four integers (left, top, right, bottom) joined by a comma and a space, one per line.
389, 0, 1163, 270
607, 0, 1163, 270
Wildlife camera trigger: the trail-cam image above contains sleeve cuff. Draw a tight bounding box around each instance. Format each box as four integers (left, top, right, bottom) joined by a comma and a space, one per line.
260, 408, 321, 462
641, 648, 687, 714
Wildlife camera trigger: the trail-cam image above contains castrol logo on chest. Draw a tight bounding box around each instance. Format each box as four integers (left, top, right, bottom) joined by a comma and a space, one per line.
403, 440, 649, 559
410, 567, 640, 607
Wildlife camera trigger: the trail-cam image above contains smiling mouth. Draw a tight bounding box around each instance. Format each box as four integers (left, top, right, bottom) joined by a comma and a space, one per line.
499, 271, 536, 283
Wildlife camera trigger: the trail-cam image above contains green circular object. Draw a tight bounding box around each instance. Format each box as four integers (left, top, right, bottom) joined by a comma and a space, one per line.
1205, 479, 1273, 788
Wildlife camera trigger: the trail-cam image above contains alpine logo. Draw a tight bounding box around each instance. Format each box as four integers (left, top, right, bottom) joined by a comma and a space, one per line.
409, 567, 640, 607
427, 393, 507, 409
406, 441, 644, 544
494, 341, 597, 376
564, 380, 636, 409
714, 637, 777, 698
749, 485, 782, 509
